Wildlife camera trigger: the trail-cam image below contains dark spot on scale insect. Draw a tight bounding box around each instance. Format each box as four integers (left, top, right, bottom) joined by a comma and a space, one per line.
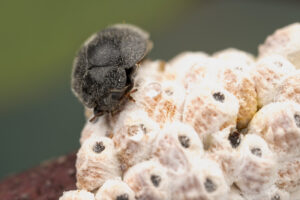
212, 92, 225, 103
116, 193, 129, 200
93, 141, 105, 153
251, 147, 262, 157
204, 178, 217, 193
294, 114, 300, 128
71, 24, 152, 122
178, 135, 190, 148
228, 130, 241, 148
150, 174, 161, 187
271, 194, 280, 200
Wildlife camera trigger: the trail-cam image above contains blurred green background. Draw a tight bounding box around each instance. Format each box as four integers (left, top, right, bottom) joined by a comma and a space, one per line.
1, 0, 300, 179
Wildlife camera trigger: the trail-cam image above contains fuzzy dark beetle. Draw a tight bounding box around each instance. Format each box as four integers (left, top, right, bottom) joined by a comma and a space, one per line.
71, 24, 152, 122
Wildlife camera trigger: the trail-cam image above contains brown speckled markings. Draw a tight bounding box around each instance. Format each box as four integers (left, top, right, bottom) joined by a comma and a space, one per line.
135, 81, 185, 128
153, 99, 177, 127
184, 63, 208, 87
277, 158, 300, 193
76, 136, 121, 191
112, 109, 160, 172
252, 55, 295, 107
235, 134, 277, 195
154, 132, 190, 172
153, 122, 204, 173
185, 97, 207, 133
242, 161, 271, 193
212, 48, 257, 128
123, 160, 171, 200
182, 83, 239, 144
171, 158, 229, 200
207, 128, 242, 185
248, 101, 300, 161
182, 56, 218, 89
219, 67, 257, 129
140, 82, 163, 116
173, 174, 208, 200
274, 71, 300, 104
116, 142, 138, 172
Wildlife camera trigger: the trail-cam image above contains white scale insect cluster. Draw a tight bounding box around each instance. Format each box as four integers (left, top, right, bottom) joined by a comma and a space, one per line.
60, 23, 300, 200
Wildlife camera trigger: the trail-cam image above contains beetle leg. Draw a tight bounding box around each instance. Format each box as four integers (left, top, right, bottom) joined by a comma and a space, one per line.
127, 95, 136, 103
125, 88, 138, 102
89, 111, 104, 123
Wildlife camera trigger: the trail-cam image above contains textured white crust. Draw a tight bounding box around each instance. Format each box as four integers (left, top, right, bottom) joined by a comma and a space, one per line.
207, 128, 243, 185
259, 23, 300, 69
153, 122, 204, 173
112, 108, 160, 172
274, 71, 300, 105
252, 55, 296, 107
95, 179, 135, 200
243, 185, 290, 200
61, 23, 300, 199
180, 56, 221, 89
213, 48, 255, 67
235, 134, 277, 195
59, 190, 95, 200
248, 101, 300, 161
76, 136, 121, 191
123, 160, 171, 200
171, 158, 229, 200
80, 117, 111, 145
182, 82, 239, 145
164, 51, 209, 83
133, 80, 185, 127
277, 157, 300, 193
215, 58, 257, 128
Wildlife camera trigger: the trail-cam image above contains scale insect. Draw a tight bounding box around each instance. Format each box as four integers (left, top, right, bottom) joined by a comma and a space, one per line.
71, 24, 152, 122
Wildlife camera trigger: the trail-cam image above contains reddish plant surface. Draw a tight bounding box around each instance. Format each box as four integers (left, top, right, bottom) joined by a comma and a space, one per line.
0, 153, 76, 200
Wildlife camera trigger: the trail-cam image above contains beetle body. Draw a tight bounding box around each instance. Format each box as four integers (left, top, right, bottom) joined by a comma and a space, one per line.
71, 24, 152, 120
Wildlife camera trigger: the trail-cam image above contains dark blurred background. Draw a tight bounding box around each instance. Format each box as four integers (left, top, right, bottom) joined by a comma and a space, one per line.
1, 0, 300, 179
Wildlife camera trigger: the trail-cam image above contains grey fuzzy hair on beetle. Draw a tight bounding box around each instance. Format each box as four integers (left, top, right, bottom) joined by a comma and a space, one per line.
71, 24, 152, 121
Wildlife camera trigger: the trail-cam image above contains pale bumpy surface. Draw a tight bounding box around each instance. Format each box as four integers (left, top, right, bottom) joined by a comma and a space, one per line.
62, 23, 300, 200
76, 136, 121, 191
248, 101, 300, 161
274, 71, 300, 105
214, 49, 257, 128
252, 55, 296, 108
95, 179, 135, 200
59, 190, 95, 200
259, 23, 300, 69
